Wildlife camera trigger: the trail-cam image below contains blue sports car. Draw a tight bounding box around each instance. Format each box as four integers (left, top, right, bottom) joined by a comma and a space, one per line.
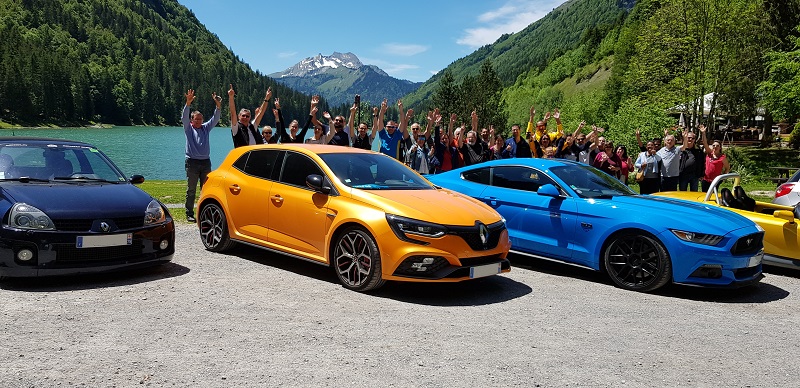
427, 159, 764, 292
0, 138, 175, 279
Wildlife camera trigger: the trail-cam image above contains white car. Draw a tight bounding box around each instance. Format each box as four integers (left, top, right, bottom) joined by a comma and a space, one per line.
773, 169, 800, 207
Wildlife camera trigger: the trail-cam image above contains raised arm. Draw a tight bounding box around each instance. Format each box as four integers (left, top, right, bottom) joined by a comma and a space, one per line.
348, 103, 356, 133
526, 105, 535, 140
699, 125, 711, 155
370, 106, 380, 139
397, 100, 410, 140
448, 113, 457, 142
679, 128, 689, 151
635, 128, 644, 149
227, 84, 237, 125
371, 99, 387, 140
209, 92, 222, 127
553, 108, 563, 136
273, 98, 287, 141
182, 89, 195, 125
252, 87, 272, 127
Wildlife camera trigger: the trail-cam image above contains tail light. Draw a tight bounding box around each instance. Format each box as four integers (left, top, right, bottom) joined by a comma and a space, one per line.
775, 183, 795, 199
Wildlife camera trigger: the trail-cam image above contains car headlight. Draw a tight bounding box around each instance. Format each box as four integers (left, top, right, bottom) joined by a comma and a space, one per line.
386, 214, 447, 243
671, 229, 724, 246
9, 203, 55, 230
144, 199, 166, 224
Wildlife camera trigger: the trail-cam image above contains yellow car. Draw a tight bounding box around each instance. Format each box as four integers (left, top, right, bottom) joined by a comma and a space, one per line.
653, 173, 799, 269
196, 144, 511, 291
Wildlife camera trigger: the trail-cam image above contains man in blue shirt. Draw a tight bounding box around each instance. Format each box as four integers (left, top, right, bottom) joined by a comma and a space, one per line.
372, 99, 411, 160
181, 89, 222, 222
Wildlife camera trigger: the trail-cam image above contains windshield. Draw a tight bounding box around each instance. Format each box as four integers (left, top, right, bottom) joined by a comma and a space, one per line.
320, 152, 434, 190
0, 143, 127, 182
550, 165, 636, 198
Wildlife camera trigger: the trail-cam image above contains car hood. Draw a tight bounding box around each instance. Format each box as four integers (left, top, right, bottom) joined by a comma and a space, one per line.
610, 194, 756, 234
1, 182, 155, 219
349, 188, 503, 226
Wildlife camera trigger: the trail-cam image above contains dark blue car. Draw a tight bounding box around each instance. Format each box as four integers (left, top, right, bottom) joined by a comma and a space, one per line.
0, 138, 174, 278
427, 158, 764, 292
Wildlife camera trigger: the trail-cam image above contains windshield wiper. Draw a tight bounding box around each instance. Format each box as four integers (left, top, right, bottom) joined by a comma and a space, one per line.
1, 176, 52, 183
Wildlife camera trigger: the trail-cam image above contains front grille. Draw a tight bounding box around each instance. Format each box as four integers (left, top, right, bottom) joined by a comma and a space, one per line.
730, 232, 764, 256
53, 217, 144, 232
53, 240, 145, 263
446, 221, 505, 251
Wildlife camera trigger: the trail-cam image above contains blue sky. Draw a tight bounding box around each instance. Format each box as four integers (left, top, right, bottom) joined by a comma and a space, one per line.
176, 0, 564, 83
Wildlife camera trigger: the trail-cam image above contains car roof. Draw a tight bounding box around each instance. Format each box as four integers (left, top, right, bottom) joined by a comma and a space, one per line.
0, 137, 95, 148
456, 157, 585, 170
233, 143, 378, 156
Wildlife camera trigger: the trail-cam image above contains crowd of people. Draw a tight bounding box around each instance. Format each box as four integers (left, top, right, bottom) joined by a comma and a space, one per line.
181, 89, 731, 220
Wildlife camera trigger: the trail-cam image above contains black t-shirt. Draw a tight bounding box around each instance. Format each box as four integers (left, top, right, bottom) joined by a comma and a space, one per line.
516, 138, 532, 158
460, 141, 486, 166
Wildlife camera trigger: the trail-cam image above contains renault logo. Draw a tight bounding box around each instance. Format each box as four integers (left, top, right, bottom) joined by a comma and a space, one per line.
100, 222, 110, 233
478, 223, 489, 246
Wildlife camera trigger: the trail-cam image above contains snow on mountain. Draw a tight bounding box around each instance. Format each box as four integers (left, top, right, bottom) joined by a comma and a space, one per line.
273, 52, 364, 78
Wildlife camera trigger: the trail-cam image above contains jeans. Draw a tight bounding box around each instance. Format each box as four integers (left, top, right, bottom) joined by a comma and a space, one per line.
185, 158, 212, 217
678, 175, 699, 191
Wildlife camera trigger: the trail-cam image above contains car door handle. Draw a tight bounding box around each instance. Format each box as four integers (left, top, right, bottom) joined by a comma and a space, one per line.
271, 194, 283, 203
485, 196, 498, 207
229, 184, 240, 193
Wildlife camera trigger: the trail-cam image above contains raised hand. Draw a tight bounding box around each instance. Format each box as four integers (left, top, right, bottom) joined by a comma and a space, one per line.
272, 108, 279, 118
553, 108, 560, 120
397, 99, 403, 110
311, 95, 320, 107
274, 97, 280, 110
529, 105, 535, 119
350, 103, 357, 113
380, 99, 388, 113
450, 113, 457, 123
427, 110, 434, 122
373, 106, 379, 115
434, 108, 442, 123
490, 125, 495, 136
185, 89, 196, 105
311, 106, 318, 116
406, 108, 414, 121
228, 84, 235, 98
579, 120, 586, 128
544, 111, 552, 122
698, 124, 706, 133
323, 111, 332, 120
212, 92, 222, 107
635, 128, 640, 136
264, 87, 272, 102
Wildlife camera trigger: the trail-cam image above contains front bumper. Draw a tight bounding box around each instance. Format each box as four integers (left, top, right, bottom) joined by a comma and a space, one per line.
0, 221, 175, 278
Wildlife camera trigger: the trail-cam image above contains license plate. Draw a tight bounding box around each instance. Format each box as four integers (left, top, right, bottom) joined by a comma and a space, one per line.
470, 263, 501, 279
76, 233, 132, 248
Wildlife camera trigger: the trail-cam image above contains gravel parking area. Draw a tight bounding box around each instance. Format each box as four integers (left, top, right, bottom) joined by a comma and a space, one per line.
2, 223, 799, 387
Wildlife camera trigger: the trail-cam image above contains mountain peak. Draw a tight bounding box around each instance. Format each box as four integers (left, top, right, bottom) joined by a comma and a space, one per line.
272, 52, 363, 78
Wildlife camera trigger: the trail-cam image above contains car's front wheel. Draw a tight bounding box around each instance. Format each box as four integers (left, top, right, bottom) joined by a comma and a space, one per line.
603, 232, 671, 292
199, 203, 236, 252
333, 227, 385, 291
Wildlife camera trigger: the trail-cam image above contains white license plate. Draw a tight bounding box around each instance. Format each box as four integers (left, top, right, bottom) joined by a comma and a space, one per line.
470, 263, 501, 279
76, 233, 132, 248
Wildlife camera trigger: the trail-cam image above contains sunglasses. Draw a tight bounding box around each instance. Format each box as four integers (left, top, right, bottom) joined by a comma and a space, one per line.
241, 114, 250, 118
334, 118, 343, 122
386, 126, 397, 129
263, 132, 272, 135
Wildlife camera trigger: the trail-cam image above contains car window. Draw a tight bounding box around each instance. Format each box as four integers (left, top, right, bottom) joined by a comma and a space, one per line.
240, 150, 280, 180
550, 165, 636, 198
491, 166, 555, 192
320, 152, 433, 190
279, 152, 323, 188
0, 144, 125, 181
462, 168, 490, 185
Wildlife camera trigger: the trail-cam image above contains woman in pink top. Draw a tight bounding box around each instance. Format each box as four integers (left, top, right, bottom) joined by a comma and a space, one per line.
699, 125, 730, 192
616, 145, 633, 184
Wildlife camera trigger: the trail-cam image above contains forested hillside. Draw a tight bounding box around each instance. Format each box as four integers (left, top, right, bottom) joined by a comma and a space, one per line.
408, 0, 800, 151
0, 0, 324, 126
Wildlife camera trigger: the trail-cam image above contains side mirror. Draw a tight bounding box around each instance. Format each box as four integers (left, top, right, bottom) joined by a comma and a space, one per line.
774, 210, 796, 223
306, 174, 331, 194
130, 175, 145, 184
537, 184, 561, 198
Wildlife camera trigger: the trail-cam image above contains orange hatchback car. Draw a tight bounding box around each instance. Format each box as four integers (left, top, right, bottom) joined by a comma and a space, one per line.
196, 144, 510, 291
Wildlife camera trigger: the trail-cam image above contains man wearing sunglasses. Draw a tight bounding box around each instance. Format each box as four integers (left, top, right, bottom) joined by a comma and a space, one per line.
228, 84, 271, 148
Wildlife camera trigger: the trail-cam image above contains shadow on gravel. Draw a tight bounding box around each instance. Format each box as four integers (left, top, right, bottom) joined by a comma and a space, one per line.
234, 244, 532, 306
370, 276, 532, 306
0, 262, 189, 292
509, 253, 790, 304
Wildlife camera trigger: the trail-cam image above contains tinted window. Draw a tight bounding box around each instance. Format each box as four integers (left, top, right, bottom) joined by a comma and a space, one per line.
319, 152, 433, 190
241, 150, 280, 180
550, 165, 635, 198
492, 166, 555, 192
279, 152, 323, 187
462, 168, 490, 185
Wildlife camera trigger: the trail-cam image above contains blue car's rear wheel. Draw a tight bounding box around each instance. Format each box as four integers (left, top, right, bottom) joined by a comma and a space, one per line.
333, 227, 385, 291
603, 232, 671, 292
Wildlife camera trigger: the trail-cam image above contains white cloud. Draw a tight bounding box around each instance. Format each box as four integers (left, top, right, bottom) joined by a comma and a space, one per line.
277, 51, 297, 58
380, 43, 429, 56
457, 0, 559, 48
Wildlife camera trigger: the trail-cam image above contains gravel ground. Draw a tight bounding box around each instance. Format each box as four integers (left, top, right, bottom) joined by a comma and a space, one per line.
2, 223, 800, 387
